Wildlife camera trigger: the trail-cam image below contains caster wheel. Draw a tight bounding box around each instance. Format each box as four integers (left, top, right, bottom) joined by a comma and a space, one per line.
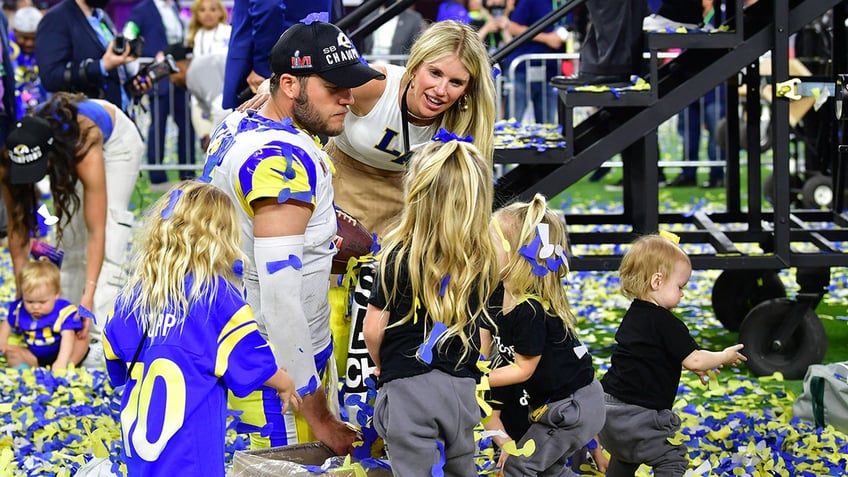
800, 175, 833, 209
739, 298, 827, 379
711, 270, 786, 331
762, 173, 803, 206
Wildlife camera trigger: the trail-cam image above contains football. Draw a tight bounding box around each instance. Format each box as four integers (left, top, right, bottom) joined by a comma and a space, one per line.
332, 208, 373, 274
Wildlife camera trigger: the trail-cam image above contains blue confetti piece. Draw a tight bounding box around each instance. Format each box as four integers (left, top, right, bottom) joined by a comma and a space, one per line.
418, 321, 448, 364
160, 189, 182, 219
301, 465, 329, 473
546, 255, 565, 273
432, 441, 446, 477
233, 259, 244, 278
683, 197, 707, 218
370, 233, 381, 254
302, 11, 329, 24
78, 306, 96, 323
360, 458, 392, 470
277, 188, 313, 204
297, 375, 319, 396
439, 275, 450, 297
492, 64, 501, 81
266, 254, 302, 274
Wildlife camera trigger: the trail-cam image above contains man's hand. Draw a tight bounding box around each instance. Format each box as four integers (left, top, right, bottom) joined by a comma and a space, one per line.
102, 40, 132, 71
246, 70, 265, 93
129, 74, 152, 95
300, 391, 358, 456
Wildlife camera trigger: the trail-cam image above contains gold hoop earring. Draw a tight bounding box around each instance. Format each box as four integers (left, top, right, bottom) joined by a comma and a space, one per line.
459, 94, 469, 111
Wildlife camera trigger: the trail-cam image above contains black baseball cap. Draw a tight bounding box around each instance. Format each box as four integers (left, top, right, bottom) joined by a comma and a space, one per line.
6, 116, 54, 184
269, 21, 385, 88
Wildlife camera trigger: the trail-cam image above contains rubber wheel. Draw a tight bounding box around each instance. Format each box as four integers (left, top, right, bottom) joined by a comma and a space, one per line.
739, 298, 827, 379
711, 270, 786, 331
800, 174, 833, 209
762, 173, 804, 206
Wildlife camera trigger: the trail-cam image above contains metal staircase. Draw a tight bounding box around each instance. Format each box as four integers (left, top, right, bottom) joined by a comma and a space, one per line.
491, 0, 848, 379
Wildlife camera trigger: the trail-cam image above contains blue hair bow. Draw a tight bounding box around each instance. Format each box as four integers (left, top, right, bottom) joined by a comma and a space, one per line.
432, 127, 473, 144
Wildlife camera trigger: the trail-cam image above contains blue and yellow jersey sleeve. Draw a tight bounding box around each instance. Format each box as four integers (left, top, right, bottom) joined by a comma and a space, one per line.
214, 291, 278, 398
234, 140, 320, 215
52, 301, 82, 333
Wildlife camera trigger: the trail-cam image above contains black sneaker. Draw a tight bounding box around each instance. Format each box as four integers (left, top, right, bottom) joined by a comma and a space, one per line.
702, 177, 725, 189
552, 73, 631, 88
667, 175, 697, 187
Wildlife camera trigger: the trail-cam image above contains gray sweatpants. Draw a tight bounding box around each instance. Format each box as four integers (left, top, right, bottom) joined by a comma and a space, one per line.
373, 370, 479, 477
503, 379, 606, 477
598, 393, 687, 477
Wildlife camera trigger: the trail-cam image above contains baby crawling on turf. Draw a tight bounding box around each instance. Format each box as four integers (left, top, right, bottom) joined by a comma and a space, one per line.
599, 233, 747, 476
0, 258, 82, 370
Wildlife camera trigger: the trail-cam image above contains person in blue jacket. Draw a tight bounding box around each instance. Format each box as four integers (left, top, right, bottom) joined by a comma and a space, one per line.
126, 0, 196, 187
221, 2, 340, 110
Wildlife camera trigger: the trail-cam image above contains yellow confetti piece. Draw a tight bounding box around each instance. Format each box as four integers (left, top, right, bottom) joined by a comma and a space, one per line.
501, 438, 536, 457
759, 372, 785, 382
0, 448, 13, 475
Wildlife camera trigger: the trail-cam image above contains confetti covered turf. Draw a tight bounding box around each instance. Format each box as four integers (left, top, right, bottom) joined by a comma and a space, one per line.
1, 194, 846, 476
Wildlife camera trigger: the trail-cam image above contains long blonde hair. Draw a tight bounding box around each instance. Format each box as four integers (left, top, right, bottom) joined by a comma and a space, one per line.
493, 194, 576, 333
186, 0, 228, 48
379, 139, 498, 363
405, 21, 497, 161
119, 181, 246, 334
619, 234, 691, 301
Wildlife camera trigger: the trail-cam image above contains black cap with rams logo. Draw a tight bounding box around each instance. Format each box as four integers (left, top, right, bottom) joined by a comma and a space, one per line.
269, 20, 385, 89
5, 116, 54, 184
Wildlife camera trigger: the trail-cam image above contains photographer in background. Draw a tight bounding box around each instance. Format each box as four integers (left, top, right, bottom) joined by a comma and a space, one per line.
35, 0, 151, 112
126, 0, 196, 190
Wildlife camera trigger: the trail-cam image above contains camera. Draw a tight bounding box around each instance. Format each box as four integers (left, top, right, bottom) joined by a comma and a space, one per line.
491, 7, 505, 17
112, 34, 127, 55
112, 34, 145, 56
126, 54, 179, 96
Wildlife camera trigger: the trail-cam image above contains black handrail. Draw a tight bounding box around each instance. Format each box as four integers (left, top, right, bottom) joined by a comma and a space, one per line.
336, 0, 391, 31
347, 0, 419, 45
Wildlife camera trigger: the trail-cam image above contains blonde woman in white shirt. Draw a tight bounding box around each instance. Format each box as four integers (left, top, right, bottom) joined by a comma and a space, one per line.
186, 0, 231, 147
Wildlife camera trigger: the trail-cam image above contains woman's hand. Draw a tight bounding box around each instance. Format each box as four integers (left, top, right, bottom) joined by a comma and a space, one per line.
237, 92, 270, 112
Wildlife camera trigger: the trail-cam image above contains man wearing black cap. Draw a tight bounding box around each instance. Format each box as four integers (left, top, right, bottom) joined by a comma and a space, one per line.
202, 19, 385, 455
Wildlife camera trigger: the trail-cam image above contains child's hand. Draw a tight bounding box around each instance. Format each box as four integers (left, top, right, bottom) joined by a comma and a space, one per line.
273, 368, 303, 413
723, 344, 746, 367
496, 446, 510, 476
590, 444, 609, 472
692, 368, 711, 385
